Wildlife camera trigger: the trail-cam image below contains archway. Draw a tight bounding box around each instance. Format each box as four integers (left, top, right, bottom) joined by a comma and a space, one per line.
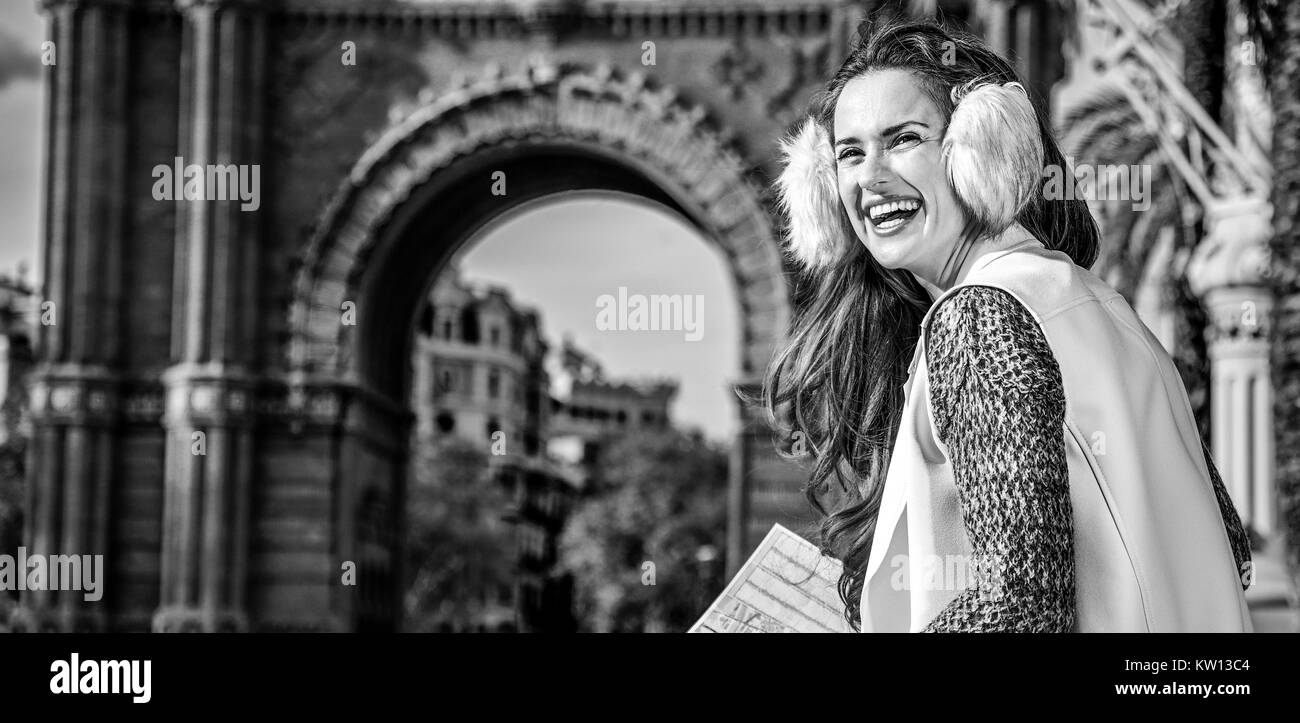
290, 62, 793, 629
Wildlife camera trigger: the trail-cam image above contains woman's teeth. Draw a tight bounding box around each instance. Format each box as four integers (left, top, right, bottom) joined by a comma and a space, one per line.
868, 199, 921, 231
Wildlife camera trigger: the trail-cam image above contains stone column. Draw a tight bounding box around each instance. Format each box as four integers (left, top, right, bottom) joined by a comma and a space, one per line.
726, 378, 813, 576
154, 0, 267, 632
1189, 199, 1276, 536
726, 381, 754, 579
19, 0, 131, 633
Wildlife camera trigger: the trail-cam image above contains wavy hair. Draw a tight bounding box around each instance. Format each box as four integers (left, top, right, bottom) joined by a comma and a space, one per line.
762, 18, 1100, 631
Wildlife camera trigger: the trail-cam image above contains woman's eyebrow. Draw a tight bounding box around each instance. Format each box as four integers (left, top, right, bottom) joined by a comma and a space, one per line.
880, 120, 928, 136
833, 120, 929, 147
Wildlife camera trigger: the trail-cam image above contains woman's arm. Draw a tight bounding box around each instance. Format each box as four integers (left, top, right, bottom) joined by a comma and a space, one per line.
1201, 442, 1253, 590
921, 286, 1075, 632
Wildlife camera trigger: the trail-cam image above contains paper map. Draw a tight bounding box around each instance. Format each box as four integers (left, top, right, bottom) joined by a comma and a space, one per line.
688, 524, 851, 633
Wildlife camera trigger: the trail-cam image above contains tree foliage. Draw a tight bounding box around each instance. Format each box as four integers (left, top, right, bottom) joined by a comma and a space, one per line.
557, 428, 728, 633
0, 360, 27, 629
402, 436, 517, 632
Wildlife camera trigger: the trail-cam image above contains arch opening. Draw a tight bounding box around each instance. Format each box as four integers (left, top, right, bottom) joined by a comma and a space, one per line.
288, 66, 797, 630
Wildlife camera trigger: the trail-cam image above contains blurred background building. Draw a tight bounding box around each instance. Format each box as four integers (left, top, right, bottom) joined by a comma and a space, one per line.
409, 265, 572, 631
0, 0, 1296, 632
547, 337, 677, 472
405, 264, 688, 630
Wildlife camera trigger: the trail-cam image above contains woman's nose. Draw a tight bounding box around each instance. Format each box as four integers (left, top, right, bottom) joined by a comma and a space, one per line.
855, 147, 890, 189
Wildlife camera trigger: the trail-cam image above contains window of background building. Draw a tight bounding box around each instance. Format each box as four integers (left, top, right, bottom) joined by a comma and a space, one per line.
441, 317, 453, 340
486, 417, 500, 440
435, 412, 455, 433
419, 304, 434, 336
437, 369, 455, 394
487, 368, 500, 398
489, 326, 500, 347
616, 410, 627, 425
460, 306, 480, 344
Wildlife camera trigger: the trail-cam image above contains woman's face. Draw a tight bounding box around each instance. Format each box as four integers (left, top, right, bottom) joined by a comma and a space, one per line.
833, 69, 967, 287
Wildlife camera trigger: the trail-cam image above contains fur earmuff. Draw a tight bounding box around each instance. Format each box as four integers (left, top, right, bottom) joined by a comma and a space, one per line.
942, 81, 1044, 234
774, 117, 853, 271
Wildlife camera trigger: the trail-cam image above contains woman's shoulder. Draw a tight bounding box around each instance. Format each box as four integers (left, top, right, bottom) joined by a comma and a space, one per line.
924, 285, 1067, 441
925, 285, 1063, 393
927, 284, 1041, 347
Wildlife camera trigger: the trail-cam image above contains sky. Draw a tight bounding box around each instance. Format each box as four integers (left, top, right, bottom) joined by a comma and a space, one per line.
0, 3, 43, 283
0, 4, 740, 443
460, 195, 740, 443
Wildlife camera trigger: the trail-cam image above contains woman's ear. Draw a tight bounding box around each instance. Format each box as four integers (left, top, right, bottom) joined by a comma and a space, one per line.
775, 117, 853, 270
942, 81, 1044, 234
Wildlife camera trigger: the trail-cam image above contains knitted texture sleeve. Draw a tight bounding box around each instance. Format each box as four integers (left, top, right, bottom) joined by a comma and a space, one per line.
920, 286, 1076, 633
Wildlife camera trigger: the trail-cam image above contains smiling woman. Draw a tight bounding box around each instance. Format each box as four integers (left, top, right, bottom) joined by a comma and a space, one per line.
764, 19, 1253, 633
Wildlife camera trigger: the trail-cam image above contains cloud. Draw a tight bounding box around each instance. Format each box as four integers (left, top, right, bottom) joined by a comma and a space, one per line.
0, 27, 40, 92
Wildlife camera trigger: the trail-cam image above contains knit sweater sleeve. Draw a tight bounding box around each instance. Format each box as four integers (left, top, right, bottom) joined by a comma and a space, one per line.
920, 286, 1076, 633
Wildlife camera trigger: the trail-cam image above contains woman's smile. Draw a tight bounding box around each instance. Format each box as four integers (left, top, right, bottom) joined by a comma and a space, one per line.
864, 195, 924, 235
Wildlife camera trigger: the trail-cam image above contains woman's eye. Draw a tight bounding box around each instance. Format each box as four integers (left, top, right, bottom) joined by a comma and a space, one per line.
892, 133, 922, 149
836, 147, 862, 162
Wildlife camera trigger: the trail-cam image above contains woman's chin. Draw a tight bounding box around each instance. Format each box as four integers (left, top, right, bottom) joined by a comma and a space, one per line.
861, 236, 914, 271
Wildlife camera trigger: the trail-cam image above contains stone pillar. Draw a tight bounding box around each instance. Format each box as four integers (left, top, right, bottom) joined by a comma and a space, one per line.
726, 378, 813, 577
154, 366, 255, 632
1189, 199, 1276, 537
154, 0, 267, 632
726, 381, 754, 579
19, 0, 131, 633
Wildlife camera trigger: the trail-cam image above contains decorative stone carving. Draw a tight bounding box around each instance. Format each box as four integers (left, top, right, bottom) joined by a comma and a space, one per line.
26, 365, 119, 424
765, 37, 831, 118
713, 40, 766, 101
1188, 199, 1276, 293
276, 0, 837, 42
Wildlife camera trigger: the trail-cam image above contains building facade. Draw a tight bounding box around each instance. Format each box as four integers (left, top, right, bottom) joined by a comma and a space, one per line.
410, 265, 578, 631
546, 338, 677, 475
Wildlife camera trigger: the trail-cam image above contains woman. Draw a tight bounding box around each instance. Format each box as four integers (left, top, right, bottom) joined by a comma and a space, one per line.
764, 19, 1253, 632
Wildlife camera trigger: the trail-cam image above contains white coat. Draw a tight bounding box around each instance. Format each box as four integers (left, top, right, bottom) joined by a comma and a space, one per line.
860, 239, 1253, 632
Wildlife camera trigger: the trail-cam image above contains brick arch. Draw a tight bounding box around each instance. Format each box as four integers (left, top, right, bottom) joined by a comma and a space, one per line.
287, 60, 791, 397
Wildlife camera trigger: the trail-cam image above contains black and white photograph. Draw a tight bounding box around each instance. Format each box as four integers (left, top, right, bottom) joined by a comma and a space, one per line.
0, 0, 1296, 706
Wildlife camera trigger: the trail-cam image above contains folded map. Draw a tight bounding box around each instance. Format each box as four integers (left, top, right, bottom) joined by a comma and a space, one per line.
688, 523, 850, 633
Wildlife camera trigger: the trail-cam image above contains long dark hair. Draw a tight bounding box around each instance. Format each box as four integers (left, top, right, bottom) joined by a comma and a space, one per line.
762, 18, 1100, 630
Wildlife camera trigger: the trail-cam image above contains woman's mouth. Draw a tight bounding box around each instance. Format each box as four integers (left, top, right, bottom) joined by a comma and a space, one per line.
865, 197, 922, 235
